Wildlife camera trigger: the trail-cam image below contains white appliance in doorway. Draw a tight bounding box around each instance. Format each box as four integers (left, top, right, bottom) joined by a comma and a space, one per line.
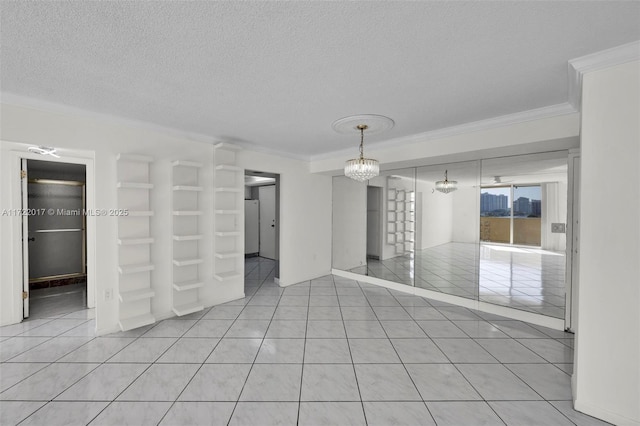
259, 185, 276, 259
245, 200, 259, 255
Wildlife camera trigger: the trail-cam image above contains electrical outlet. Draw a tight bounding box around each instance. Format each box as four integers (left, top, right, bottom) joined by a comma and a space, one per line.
551, 223, 566, 233
104, 289, 112, 301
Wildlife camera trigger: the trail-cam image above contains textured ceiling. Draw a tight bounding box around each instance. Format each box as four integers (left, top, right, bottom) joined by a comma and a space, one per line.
1, 1, 639, 159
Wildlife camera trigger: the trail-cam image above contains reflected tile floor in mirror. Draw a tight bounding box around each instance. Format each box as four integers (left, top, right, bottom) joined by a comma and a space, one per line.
350, 242, 566, 319
1, 257, 602, 426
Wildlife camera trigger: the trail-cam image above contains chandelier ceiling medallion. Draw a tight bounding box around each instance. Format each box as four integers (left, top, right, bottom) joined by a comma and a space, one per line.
332, 114, 394, 182
435, 170, 458, 193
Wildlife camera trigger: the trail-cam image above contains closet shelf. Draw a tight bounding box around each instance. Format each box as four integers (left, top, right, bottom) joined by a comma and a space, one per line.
173, 302, 204, 316
215, 210, 241, 215
173, 210, 203, 216
214, 142, 242, 151
172, 258, 203, 267
215, 231, 241, 237
118, 237, 155, 245
119, 288, 155, 303
126, 211, 154, 217
172, 185, 203, 192
117, 182, 154, 189
215, 251, 242, 259
173, 280, 204, 292
118, 263, 154, 274
118, 313, 155, 331
173, 234, 203, 241
215, 164, 242, 172
215, 187, 242, 193
117, 154, 153, 163
214, 271, 242, 282
171, 160, 203, 168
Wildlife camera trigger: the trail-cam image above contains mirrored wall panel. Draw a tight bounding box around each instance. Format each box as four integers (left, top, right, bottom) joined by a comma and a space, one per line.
415, 161, 480, 299
479, 152, 568, 318
331, 150, 570, 321
366, 168, 416, 285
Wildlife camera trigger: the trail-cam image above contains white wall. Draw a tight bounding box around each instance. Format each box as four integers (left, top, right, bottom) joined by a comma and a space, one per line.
1, 103, 333, 334
452, 186, 478, 243
541, 182, 568, 252
237, 150, 332, 285
0, 104, 225, 333
574, 60, 640, 426
415, 179, 453, 249
331, 177, 367, 270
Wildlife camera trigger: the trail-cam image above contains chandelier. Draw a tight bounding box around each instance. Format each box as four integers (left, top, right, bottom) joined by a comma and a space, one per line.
435, 170, 458, 193
344, 124, 379, 182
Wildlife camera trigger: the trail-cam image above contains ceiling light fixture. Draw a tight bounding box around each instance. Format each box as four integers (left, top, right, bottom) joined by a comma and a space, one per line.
344, 124, 379, 182
332, 114, 394, 183
28, 146, 60, 158
435, 170, 457, 193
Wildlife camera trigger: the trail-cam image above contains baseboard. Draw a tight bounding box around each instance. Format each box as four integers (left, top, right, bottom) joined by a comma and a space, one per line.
574, 399, 639, 426
96, 325, 121, 336
95, 291, 246, 337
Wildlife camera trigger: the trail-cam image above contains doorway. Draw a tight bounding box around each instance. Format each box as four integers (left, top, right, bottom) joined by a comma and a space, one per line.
366, 186, 382, 260
244, 170, 280, 281
22, 159, 88, 319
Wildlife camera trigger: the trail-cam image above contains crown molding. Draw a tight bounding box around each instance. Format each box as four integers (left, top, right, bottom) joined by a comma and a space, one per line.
310, 102, 577, 163
0, 92, 310, 161
0, 92, 224, 145
568, 40, 640, 110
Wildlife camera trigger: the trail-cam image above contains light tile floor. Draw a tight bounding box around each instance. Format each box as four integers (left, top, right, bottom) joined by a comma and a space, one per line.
354, 242, 566, 319
0, 257, 608, 425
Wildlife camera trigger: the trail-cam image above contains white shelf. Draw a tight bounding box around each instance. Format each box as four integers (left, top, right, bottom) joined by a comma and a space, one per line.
214, 271, 242, 281
173, 258, 203, 267
215, 210, 241, 214
119, 288, 155, 303
173, 302, 204, 317
117, 182, 154, 189
117, 154, 153, 163
173, 185, 203, 192
172, 160, 203, 168
215, 187, 241, 193
127, 211, 154, 217
215, 231, 241, 237
214, 142, 242, 151
173, 210, 203, 216
215, 251, 242, 259
118, 237, 155, 245
119, 313, 155, 331
118, 263, 154, 274
173, 234, 204, 241
215, 164, 242, 172
173, 280, 204, 292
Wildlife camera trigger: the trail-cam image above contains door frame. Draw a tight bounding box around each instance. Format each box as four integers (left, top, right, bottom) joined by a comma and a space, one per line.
8, 147, 96, 324
565, 149, 580, 332
258, 184, 277, 260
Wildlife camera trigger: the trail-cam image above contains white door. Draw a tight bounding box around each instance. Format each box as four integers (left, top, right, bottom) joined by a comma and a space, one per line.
244, 200, 260, 254
259, 185, 276, 259
21, 159, 30, 318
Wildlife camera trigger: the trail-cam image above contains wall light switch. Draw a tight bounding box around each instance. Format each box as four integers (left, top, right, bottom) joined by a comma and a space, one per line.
551, 223, 566, 233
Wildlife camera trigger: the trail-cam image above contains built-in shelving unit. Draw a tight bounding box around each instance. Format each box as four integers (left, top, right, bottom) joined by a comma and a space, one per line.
171, 160, 205, 316
116, 153, 156, 331
214, 143, 244, 290
387, 183, 416, 256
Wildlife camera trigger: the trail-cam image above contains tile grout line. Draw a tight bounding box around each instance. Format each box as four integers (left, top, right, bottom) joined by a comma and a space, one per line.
335, 275, 368, 425
226, 260, 279, 425
295, 274, 312, 425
